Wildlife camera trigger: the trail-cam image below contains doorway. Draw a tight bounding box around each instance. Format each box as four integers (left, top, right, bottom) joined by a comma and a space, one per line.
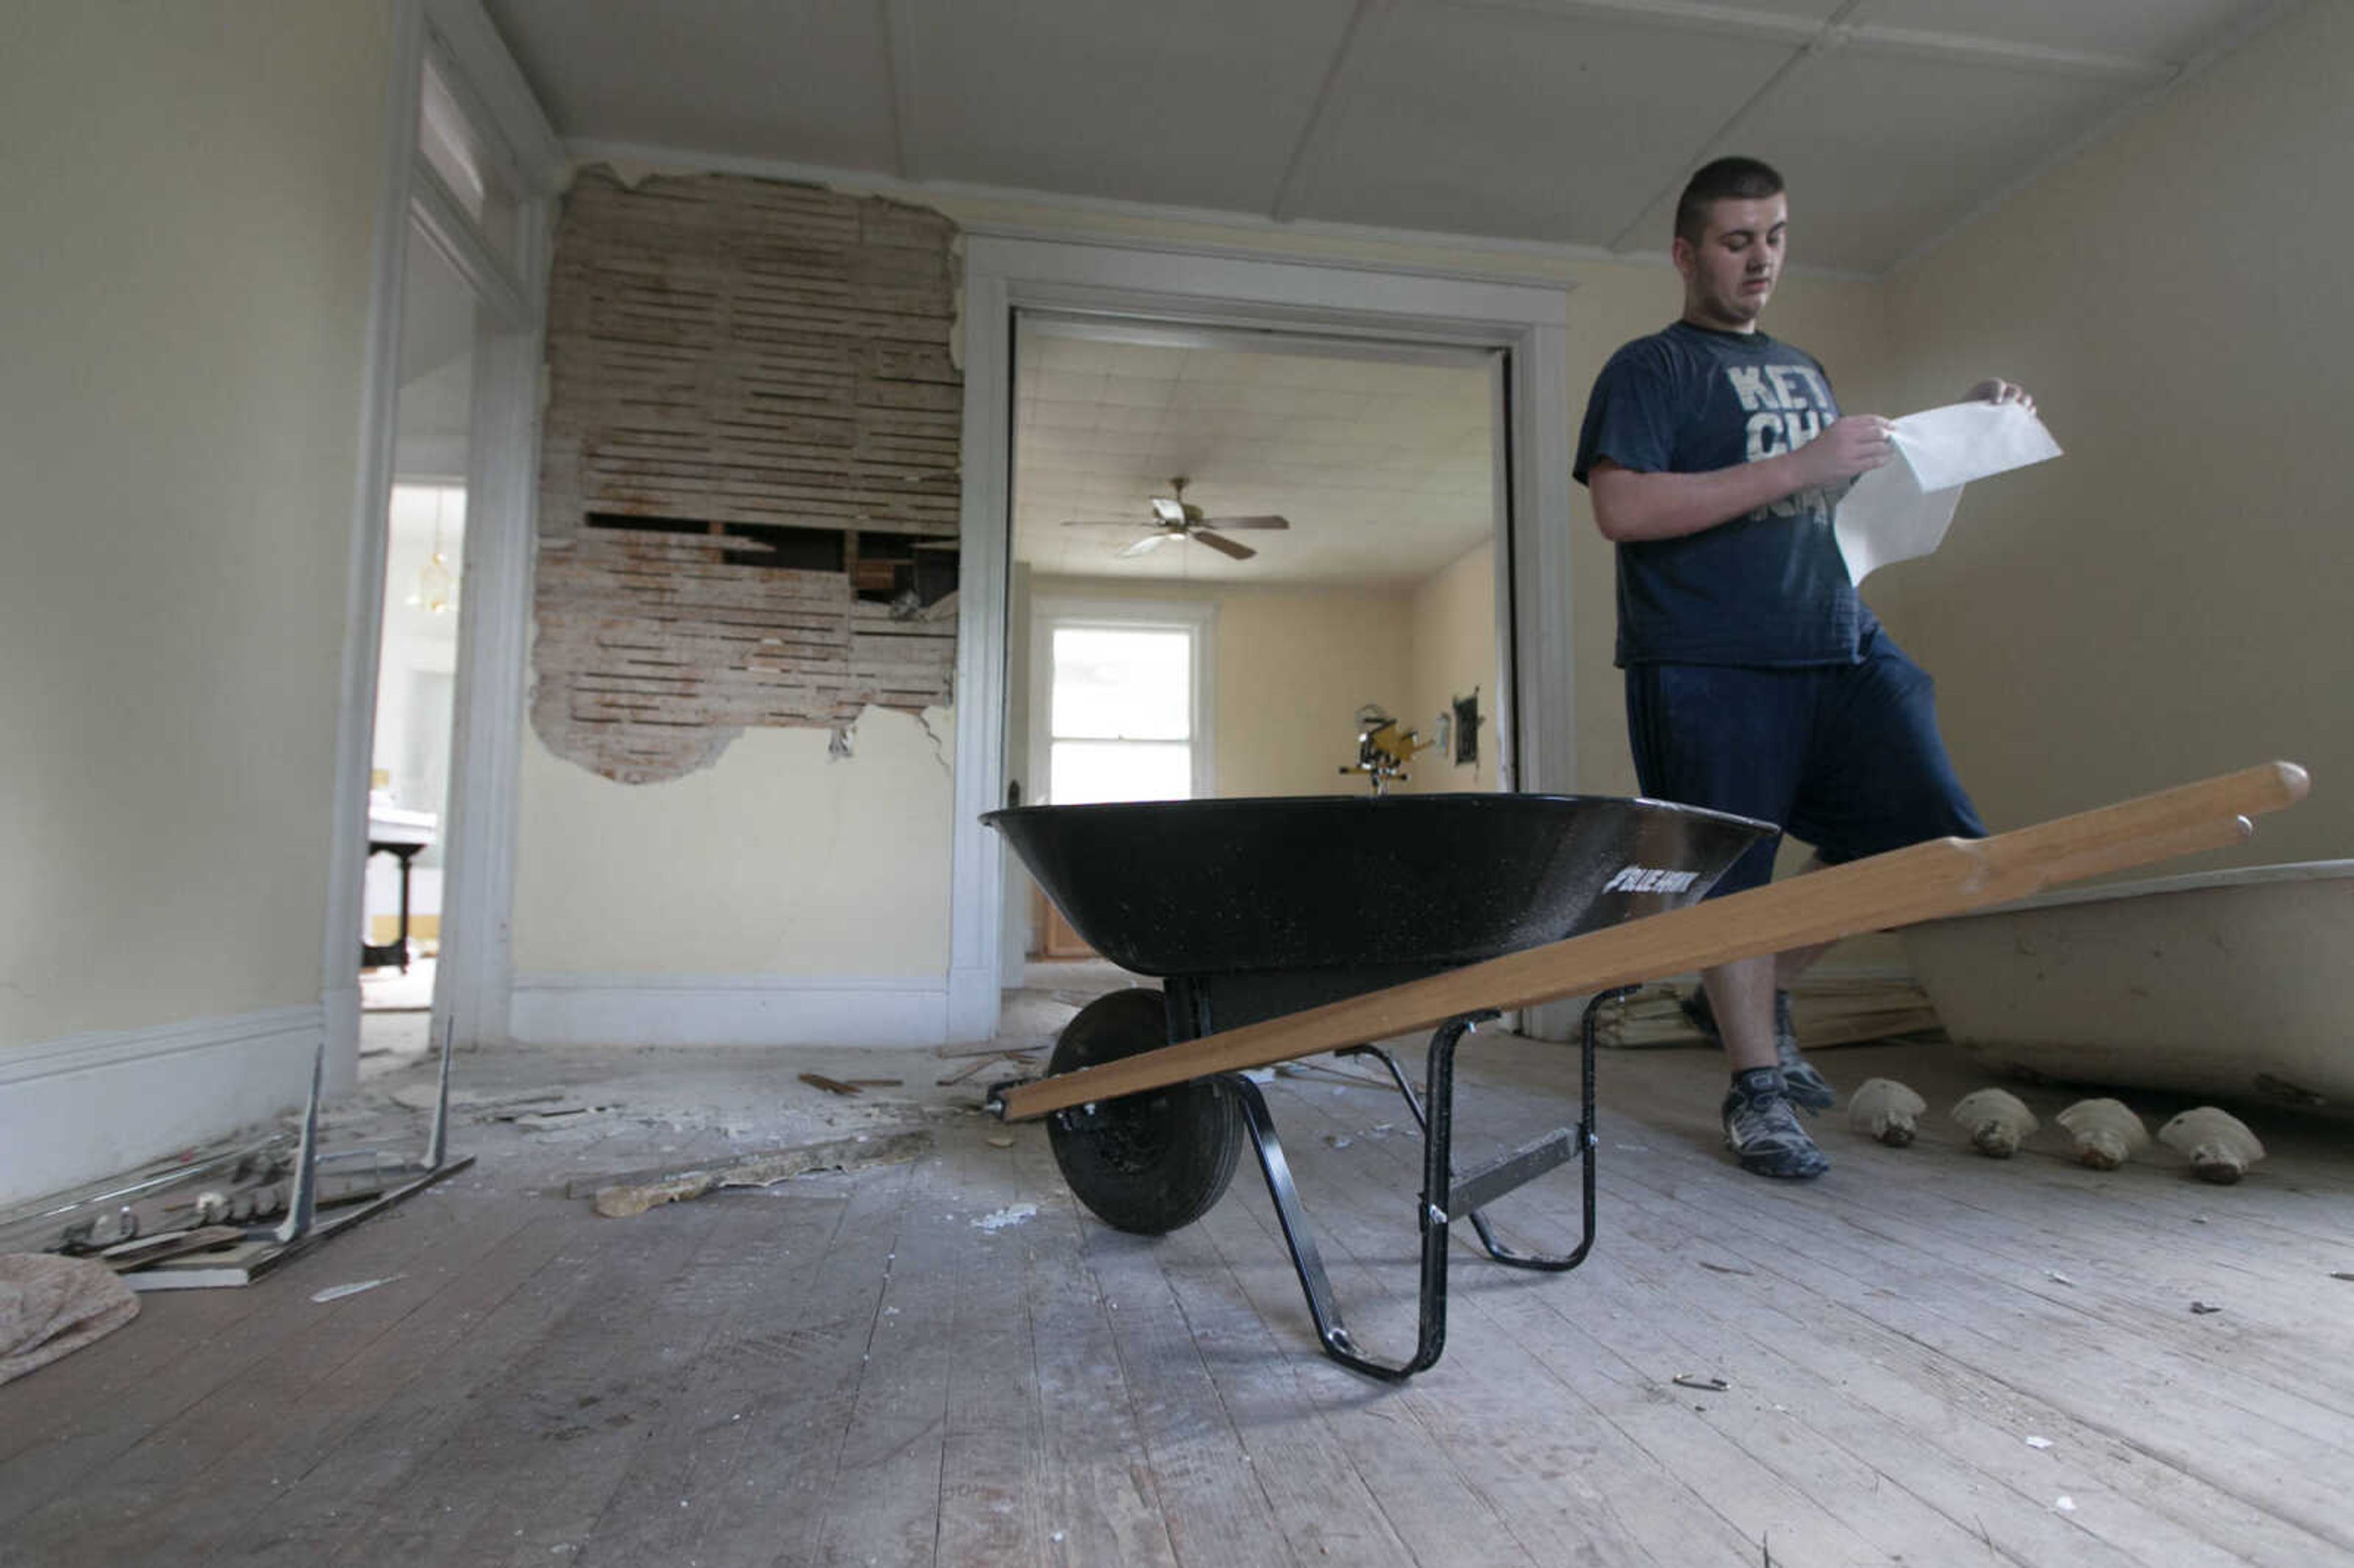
359, 221, 479, 1039
1002, 315, 1509, 984
945, 234, 1574, 1041
328, 12, 561, 1078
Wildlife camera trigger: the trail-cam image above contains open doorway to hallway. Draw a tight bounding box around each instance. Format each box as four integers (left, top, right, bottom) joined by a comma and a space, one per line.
359, 220, 478, 1047
1000, 314, 1508, 983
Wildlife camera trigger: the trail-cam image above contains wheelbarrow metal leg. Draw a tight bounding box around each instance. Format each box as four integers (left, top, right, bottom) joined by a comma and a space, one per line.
1233, 1010, 1499, 1380
1228, 1076, 1392, 1375
1336, 988, 1623, 1273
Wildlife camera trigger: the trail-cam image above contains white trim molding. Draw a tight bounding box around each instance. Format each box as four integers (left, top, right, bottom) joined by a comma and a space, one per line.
508, 976, 952, 1048
950, 233, 1577, 1044
322, 0, 430, 1093
0, 1007, 324, 1208
327, 0, 557, 1083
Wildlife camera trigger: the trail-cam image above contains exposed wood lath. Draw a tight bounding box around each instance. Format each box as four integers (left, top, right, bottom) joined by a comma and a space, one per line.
533, 169, 961, 784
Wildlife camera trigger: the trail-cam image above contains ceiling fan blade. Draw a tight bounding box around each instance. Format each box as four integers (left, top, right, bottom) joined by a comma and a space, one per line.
1150, 496, 1188, 525
1118, 533, 1177, 558
1061, 519, 1152, 528
1202, 514, 1289, 530
1192, 528, 1256, 561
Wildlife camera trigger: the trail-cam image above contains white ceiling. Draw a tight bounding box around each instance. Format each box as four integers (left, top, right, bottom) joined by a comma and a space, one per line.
1013, 324, 1495, 586
482, 0, 2284, 588
482, 0, 2285, 274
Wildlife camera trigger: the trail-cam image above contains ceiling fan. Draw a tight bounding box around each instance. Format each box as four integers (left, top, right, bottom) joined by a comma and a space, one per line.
1061, 477, 1290, 561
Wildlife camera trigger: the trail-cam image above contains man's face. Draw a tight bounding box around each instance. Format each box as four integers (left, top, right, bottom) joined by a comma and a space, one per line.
1674, 194, 1788, 331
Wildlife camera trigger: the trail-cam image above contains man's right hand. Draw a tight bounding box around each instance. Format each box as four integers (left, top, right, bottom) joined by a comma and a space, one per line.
1794, 414, 1895, 490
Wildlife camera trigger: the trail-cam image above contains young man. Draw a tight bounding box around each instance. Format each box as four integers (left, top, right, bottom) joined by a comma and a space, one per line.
1573, 156, 2027, 1179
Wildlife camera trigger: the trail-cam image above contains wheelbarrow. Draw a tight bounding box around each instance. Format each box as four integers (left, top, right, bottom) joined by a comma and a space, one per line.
985, 763, 2309, 1380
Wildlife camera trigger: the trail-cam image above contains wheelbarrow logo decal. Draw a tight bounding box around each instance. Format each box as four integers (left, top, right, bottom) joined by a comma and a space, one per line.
1603, 866, 1702, 895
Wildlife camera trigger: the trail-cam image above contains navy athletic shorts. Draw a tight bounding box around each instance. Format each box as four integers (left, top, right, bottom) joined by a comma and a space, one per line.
1623, 627, 1984, 898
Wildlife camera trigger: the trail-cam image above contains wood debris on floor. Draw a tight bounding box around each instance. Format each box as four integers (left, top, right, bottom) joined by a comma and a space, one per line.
3, 1014, 2349, 1567
577, 1128, 933, 1219
1595, 971, 1943, 1050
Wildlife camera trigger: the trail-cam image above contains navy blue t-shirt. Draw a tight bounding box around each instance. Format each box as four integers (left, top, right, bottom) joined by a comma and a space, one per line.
1574, 321, 1876, 668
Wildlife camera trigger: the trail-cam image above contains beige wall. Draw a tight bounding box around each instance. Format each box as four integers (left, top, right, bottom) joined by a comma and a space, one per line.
506, 559, 1412, 986
1397, 541, 1501, 794
510, 715, 954, 977
1029, 576, 1415, 799
0, 5, 390, 1049
1867, 2, 2348, 868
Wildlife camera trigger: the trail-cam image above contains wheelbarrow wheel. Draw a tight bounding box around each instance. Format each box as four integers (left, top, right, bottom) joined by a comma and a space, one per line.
1046, 987, 1242, 1235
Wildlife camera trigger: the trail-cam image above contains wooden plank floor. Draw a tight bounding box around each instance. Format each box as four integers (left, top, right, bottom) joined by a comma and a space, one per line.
4, 1027, 2350, 1567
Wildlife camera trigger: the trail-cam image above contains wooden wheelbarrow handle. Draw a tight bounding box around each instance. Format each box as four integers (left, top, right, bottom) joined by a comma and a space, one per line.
994, 761, 2309, 1123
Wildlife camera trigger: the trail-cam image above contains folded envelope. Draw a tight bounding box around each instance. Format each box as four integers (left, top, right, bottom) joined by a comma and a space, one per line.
1832, 400, 2062, 584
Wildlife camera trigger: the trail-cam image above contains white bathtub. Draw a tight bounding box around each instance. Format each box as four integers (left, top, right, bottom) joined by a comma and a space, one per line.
1902, 860, 2354, 1111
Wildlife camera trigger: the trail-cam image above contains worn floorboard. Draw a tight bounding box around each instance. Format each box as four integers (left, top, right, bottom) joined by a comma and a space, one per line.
3, 1029, 2349, 1568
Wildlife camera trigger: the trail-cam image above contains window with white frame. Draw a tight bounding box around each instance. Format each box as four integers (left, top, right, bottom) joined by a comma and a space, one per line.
1033, 603, 1213, 804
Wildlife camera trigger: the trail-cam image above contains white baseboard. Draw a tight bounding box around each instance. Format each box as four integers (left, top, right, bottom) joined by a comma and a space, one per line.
0, 1006, 324, 1208
507, 974, 954, 1047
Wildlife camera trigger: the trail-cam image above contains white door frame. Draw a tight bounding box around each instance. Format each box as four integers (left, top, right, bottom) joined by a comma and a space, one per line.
947, 234, 1576, 1041
321, 0, 562, 1083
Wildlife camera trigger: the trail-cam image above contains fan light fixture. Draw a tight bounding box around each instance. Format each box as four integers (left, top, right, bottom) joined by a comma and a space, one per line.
406, 488, 458, 616
1060, 477, 1290, 562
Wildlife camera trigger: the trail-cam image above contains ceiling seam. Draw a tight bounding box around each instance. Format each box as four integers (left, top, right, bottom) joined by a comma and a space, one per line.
1442, 0, 1818, 48
560, 136, 1860, 284
1839, 24, 2173, 83
1601, 0, 1868, 254
1268, 0, 1394, 224
1446, 0, 2177, 78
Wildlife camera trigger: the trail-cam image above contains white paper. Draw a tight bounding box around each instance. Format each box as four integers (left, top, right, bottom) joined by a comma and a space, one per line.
1832, 400, 2062, 584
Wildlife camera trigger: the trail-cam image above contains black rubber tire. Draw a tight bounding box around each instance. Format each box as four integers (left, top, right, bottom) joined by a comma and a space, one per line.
1046, 988, 1243, 1236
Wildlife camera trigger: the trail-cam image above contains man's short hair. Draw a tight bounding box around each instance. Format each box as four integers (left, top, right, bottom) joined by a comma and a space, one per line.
1674, 156, 1786, 247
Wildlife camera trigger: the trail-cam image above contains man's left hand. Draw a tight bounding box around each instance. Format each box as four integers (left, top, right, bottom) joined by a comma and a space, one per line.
1967, 378, 2035, 414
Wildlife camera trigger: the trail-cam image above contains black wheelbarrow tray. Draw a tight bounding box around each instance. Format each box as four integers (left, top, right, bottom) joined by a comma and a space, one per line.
984, 763, 2307, 1380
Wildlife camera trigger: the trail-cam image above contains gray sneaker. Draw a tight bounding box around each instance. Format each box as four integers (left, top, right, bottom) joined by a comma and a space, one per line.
1722, 1067, 1830, 1179
1683, 988, 1837, 1113
1770, 992, 1837, 1113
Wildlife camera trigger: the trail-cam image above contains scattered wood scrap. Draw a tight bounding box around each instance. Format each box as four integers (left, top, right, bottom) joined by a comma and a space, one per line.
97, 1226, 245, 1273
1594, 975, 1942, 1050
798, 1072, 864, 1097
581, 1128, 932, 1219
934, 1051, 1038, 1087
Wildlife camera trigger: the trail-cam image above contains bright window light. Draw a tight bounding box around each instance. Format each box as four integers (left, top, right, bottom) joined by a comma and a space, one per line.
1050, 741, 1192, 805
1046, 625, 1194, 802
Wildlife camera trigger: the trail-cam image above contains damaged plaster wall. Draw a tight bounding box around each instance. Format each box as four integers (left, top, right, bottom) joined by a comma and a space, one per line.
509, 170, 962, 1008
533, 169, 961, 784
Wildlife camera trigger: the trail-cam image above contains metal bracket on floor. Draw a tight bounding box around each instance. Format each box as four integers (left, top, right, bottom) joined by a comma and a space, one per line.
273, 1035, 326, 1246
1224, 989, 1621, 1380
422, 1014, 455, 1171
